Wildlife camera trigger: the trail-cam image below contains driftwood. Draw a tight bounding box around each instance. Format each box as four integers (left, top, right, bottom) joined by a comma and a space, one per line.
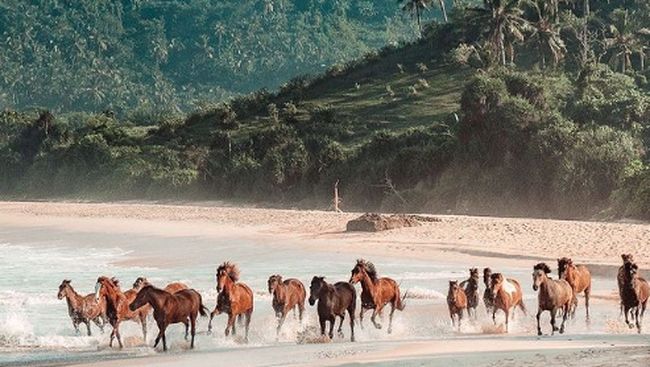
346, 213, 440, 232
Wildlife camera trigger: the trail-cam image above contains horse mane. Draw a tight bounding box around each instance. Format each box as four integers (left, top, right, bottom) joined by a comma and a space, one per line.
218, 261, 240, 282
534, 262, 552, 274
357, 259, 378, 282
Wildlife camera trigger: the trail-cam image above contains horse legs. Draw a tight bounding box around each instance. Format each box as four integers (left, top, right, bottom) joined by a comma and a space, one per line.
276, 311, 287, 335
635, 307, 641, 333
93, 317, 104, 334
184, 321, 189, 341
298, 303, 305, 323
244, 310, 252, 343
504, 308, 510, 333
190, 313, 197, 349
161, 325, 168, 351
584, 287, 591, 322
115, 323, 123, 349
458, 309, 463, 331
536, 309, 542, 336
450, 310, 456, 327
624, 305, 633, 329
348, 307, 356, 342
388, 303, 396, 334
328, 317, 335, 339
492, 309, 497, 325
370, 307, 382, 329
319, 317, 326, 337
550, 307, 557, 335
359, 308, 367, 329
337, 314, 345, 338
560, 304, 568, 334
73, 319, 80, 335
225, 314, 236, 337
85, 321, 92, 336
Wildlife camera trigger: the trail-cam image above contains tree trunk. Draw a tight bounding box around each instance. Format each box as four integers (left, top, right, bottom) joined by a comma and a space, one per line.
499, 33, 506, 66
582, 0, 590, 63
416, 6, 422, 34
641, 50, 645, 72
439, 0, 448, 23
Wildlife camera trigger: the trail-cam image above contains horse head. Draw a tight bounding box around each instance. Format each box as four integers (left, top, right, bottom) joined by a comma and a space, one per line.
624, 262, 639, 283
489, 273, 505, 298
216, 262, 240, 292
57, 279, 72, 300
95, 276, 117, 302
483, 267, 492, 287
532, 263, 551, 291
309, 276, 326, 306
129, 285, 152, 311
621, 253, 634, 265
557, 257, 574, 279
350, 259, 377, 284
267, 274, 282, 294
447, 280, 462, 303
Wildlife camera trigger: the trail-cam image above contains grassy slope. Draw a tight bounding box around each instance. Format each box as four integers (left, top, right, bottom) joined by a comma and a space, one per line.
174, 40, 471, 148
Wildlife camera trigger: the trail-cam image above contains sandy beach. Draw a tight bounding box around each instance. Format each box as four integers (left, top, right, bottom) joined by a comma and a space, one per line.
0, 201, 648, 366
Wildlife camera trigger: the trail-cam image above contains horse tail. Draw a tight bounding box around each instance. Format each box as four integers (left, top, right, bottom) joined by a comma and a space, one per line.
518, 299, 527, 315
395, 280, 407, 311
197, 292, 209, 317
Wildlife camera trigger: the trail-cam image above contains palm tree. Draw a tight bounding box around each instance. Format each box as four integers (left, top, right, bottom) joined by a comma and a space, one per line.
399, 0, 436, 34
604, 9, 643, 73
470, 0, 529, 66
525, 0, 566, 68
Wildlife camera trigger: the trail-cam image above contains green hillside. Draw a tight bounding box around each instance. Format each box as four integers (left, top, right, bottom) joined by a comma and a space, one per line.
1, 1, 650, 220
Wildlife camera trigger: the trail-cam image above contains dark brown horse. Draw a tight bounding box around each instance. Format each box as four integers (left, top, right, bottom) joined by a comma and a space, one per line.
621, 262, 649, 333
129, 286, 208, 351
447, 280, 467, 330
557, 257, 591, 320
459, 268, 480, 319
532, 263, 573, 336
617, 254, 635, 317
349, 259, 405, 334
483, 267, 494, 314
94, 276, 149, 348
58, 280, 106, 336
309, 276, 356, 342
208, 262, 254, 342
132, 277, 189, 294
489, 273, 526, 332
267, 274, 306, 334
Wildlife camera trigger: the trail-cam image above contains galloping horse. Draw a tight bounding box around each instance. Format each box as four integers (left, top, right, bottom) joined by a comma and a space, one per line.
621, 262, 649, 333
129, 286, 208, 351
557, 257, 591, 320
95, 276, 149, 348
489, 273, 526, 332
132, 277, 189, 294
483, 267, 494, 314
460, 268, 480, 319
447, 280, 468, 330
267, 274, 306, 334
532, 263, 573, 336
58, 279, 106, 336
617, 254, 635, 317
309, 276, 356, 342
208, 262, 254, 342
349, 259, 405, 334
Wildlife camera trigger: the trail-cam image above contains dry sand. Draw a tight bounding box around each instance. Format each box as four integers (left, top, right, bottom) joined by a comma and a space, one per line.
0, 201, 648, 367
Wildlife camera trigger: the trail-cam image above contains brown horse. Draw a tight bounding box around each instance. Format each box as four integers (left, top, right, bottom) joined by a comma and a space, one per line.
617, 254, 635, 317
489, 273, 526, 332
459, 268, 480, 319
447, 280, 467, 330
349, 259, 405, 334
557, 257, 591, 320
132, 277, 189, 294
58, 280, 106, 336
208, 262, 254, 342
267, 275, 306, 334
621, 262, 649, 333
532, 263, 573, 336
94, 276, 149, 348
129, 286, 208, 351
309, 276, 356, 342
483, 267, 494, 314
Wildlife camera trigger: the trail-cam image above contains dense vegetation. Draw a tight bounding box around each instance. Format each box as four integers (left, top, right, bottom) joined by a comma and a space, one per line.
0, 0, 430, 114
1, 0, 650, 219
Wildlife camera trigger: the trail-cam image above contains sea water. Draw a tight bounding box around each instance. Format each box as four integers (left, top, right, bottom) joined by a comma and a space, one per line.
0, 226, 640, 366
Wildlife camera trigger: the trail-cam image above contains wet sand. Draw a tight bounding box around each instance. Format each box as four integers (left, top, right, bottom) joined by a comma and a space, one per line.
0, 201, 648, 366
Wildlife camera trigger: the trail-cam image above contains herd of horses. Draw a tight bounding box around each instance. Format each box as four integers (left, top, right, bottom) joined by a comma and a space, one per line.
56, 255, 649, 351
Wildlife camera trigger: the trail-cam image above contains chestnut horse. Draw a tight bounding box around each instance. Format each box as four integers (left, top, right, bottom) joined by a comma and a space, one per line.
349, 259, 405, 334
483, 267, 494, 314
129, 286, 208, 351
621, 262, 649, 333
95, 276, 149, 348
447, 280, 467, 330
267, 275, 306, 334
557, 257, 591, 320
309, 276, 356, 341
532, 263, 573, 336
58, 279, 106, 336
617, 254, 635, 317
208, 262, 254, 342
489, 273, 526, 332
459, 268, 480, 319
132, 277, 189, 294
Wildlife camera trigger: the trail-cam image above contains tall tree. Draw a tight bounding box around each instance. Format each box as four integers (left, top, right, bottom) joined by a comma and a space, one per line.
604, 9, 644, 73
399, 0, 434, 33
525, 0, 566, 68
470, 0, 529, 66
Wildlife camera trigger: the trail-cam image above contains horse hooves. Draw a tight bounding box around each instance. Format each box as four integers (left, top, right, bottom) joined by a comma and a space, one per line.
537, 331, 542, 336
387, 328, 392, 334
559, 328, 565, 334
374, 324, 382, 330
